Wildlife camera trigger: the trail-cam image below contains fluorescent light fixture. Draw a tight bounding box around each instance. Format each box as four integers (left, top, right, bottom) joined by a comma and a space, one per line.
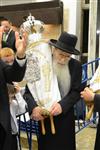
97, 30, 100, 34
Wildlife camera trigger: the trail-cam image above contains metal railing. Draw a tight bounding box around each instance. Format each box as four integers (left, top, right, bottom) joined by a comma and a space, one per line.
75, 57, 100, 133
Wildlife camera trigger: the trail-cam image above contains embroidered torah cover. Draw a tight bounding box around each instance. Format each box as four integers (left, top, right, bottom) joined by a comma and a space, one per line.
25, 42, 61, 111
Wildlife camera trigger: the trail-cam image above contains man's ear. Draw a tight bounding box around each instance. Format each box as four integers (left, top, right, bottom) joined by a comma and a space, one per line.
51, 46, 55, 54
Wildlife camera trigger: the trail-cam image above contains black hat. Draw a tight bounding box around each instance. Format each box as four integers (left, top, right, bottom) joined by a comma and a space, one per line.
49, 32, 80, 55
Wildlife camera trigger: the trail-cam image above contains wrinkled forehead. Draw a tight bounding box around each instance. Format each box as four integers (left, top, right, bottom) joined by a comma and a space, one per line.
54, 48, 72, 56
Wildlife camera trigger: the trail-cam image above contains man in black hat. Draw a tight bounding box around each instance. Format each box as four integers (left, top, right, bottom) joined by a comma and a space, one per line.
24, 31, 82, 150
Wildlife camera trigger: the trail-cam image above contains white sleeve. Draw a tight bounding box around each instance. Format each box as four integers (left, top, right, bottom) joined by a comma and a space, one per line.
15, 92, 27, 115
15, 58, 26, 67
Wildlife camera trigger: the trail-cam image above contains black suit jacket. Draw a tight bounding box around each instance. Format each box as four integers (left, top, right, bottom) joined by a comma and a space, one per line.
0, 59, 26, 150
94, 94, 100, 112
93, 94, 100, 150
2, 30, 16, 52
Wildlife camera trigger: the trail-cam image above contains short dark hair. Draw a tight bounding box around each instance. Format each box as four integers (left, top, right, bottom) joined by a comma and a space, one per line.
0, 17, 11, 25
7, 83, 16, 95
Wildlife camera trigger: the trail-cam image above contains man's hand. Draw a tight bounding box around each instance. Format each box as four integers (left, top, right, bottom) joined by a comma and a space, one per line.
15, 31, 27, 58
80, 87, 95, 102
50, 102, 62, 116
31, 106, 44, 121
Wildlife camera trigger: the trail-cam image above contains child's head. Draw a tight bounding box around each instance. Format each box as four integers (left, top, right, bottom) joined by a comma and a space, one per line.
7, 84, 17, 101
0, 47, 15, 65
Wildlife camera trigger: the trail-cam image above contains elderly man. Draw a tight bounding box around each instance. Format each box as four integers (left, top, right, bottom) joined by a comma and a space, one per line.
0, 26, 27, 150
24, 31, 82, 150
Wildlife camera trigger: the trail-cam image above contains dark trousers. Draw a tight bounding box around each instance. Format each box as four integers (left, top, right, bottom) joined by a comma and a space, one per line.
11, 134, 18, 150
0, 124, 6, 149
0, 124, 18, 150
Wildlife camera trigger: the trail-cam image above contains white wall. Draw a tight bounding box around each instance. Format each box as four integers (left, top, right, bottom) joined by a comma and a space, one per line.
0, 0, 56, 6
0, 0, 43, 6
0, 0, 30, 5
62, 0, 78, 34
62, 0, 81, 57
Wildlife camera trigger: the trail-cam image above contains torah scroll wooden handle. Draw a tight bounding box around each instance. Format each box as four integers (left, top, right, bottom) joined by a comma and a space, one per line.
41, 120, 46, 135
85, 104, 94, 121
50, 115, 56, 134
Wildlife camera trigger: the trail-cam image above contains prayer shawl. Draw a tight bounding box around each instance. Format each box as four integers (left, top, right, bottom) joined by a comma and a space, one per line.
90, 65, 100, 92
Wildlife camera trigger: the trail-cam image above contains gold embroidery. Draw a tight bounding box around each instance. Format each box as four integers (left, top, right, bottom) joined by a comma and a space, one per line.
42, 63, 51, 92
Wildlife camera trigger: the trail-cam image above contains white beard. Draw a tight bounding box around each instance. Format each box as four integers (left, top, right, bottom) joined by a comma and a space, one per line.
53, 59, 71, 98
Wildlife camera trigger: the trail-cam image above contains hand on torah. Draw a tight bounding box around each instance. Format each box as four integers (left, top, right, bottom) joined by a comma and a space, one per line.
81, 87, 95, 102
81, 87, 95, 121
40, 107, 57, 135
31, 106, 56, 135
41, 102, 62, 135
